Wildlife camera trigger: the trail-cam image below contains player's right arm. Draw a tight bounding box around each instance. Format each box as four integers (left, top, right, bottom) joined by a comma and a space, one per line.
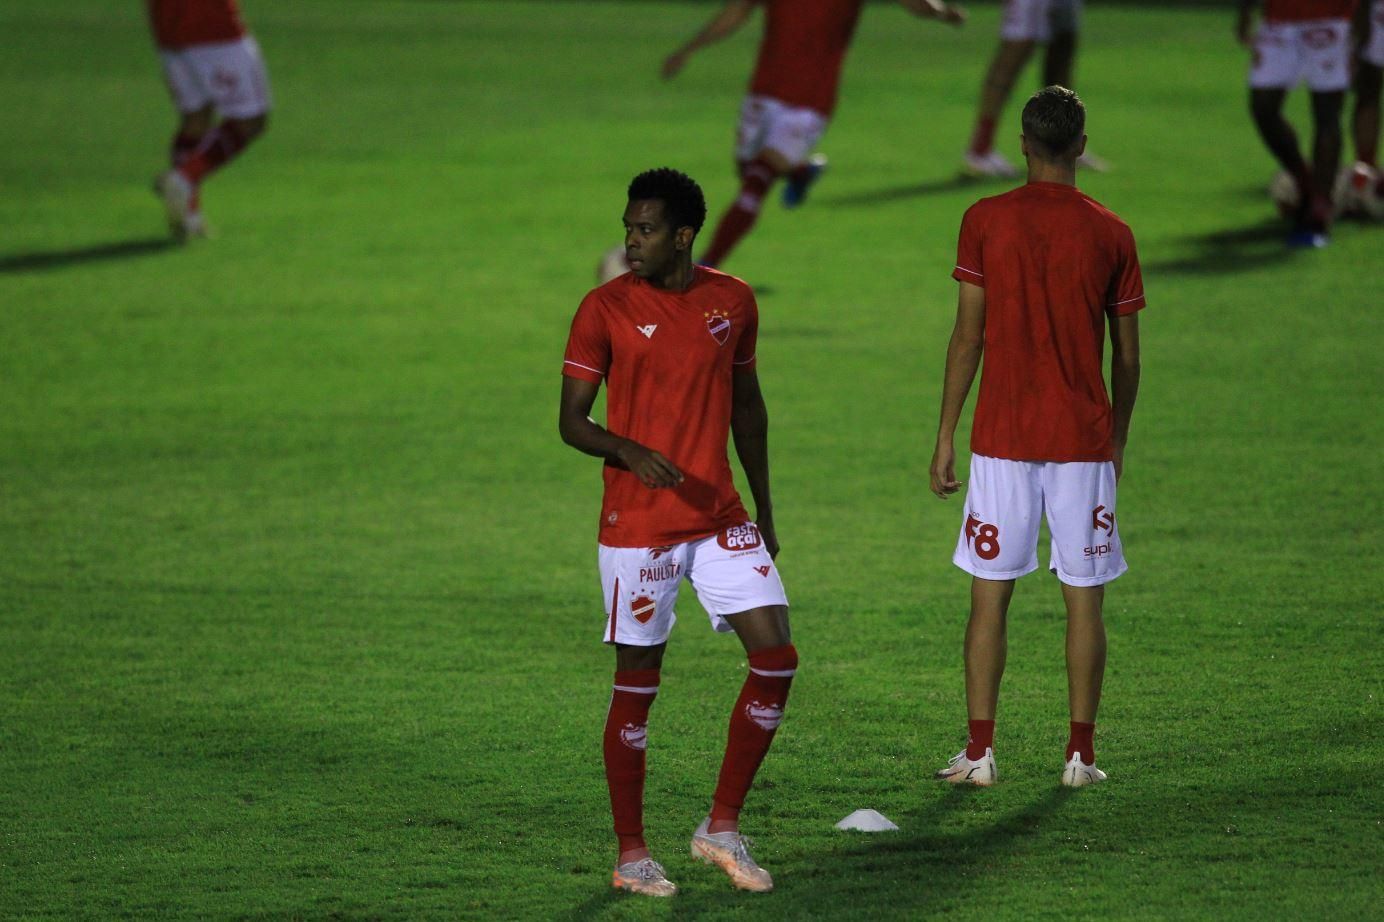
1107, 313, 1140, 483
662, 0, 757, 79
1236, 0, 1259, 46
930, 281, 986, 499
559, 376, 684, 489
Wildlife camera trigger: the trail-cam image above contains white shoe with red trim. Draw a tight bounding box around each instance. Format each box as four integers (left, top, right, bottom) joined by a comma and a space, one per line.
934, 747, 997, 786
1061, 752, 1107, 787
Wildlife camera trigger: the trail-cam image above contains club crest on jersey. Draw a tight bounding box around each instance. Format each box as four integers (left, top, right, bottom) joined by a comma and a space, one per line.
631, 594, 656, 624
717, 523, 761, 552
705, 310, 731, 345
619, 722, 648, 751
745, 700, 783, 731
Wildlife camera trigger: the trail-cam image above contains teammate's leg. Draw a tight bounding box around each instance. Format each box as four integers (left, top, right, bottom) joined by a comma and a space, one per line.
172, 105, 214, 168
699, 147, 791, 269
1042, 31, 1075, 88
1307, 89, 1346, 227
965, 40, 1036, 174
176, 113, 269, 185
1061, 582, 1105, 750
1354, 62, 1382, 168
1250, 88, 1316, 216
965, 576, 1014, 725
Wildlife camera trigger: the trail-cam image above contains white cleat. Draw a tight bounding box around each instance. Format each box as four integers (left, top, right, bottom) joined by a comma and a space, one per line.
962, 150, 1020, 179
154, 170, 197, 242
1061, 752, 1107, 787
1334, 161, 1384, 219
690, 818, 773, 892
1076, 150, 1111, 172
935, 747, 997, 786
612, 857, 678, 897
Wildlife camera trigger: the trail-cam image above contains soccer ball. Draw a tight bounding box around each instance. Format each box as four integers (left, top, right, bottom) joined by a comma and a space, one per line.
1333, 161, 1384, 220
1268, 169, 1300, 217
597, 245, 629, 284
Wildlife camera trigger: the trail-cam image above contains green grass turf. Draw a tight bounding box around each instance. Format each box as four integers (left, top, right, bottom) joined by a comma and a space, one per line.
1, 0, 1380, 918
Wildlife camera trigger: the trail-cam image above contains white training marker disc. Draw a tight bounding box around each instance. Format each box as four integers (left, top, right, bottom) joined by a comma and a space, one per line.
834, 809, 899, 832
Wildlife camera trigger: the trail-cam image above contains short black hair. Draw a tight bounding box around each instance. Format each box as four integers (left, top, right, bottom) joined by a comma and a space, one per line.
627, 168, 706, 236
1021, 86, 1086, 159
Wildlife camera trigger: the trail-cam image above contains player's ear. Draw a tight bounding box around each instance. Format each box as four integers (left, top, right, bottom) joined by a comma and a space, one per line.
1076, 133, 1088, 158
1019, 134, 1029, 158
674, 225, 695, 252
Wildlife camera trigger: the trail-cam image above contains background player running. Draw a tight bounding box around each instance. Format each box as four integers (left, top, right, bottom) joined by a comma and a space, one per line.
560, 168, 797, 897
1339, 0, 1384, 215
1238, 0, 1357, 245
662, 0, 964, 270
147, 0, 271, 241
929, 87, 1143, 789
962, 0, 1108, 178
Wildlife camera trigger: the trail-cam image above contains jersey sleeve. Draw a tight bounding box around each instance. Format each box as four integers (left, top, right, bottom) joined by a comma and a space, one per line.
951, 204, 985, 287
733, 287, 759, 372
1106, 225, 1146, 316
562, 290, 610, 383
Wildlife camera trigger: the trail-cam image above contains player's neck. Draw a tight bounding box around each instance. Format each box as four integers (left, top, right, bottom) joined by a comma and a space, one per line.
650, 258, 697, 293
1026, 158, 1078, 187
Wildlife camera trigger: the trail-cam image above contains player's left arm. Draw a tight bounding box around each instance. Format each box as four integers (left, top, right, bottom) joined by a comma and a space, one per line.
731, 369, 779, 559
1235, 0, 1259, 46
662, 0, 758, 79
898, 0, 966, 27
1108, 313, 1141, 483
931, 281, 986, 499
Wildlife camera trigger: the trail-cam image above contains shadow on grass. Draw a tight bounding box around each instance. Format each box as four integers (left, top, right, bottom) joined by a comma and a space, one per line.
552, 787, 1073, 919
1144, 220, 1295, 275
820, 175, 986, 207
0, 236, 177, 273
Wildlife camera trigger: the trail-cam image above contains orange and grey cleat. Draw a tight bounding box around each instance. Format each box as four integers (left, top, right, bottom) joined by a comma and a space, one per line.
690, 818, 773, 892
612, 858, 678, 897
935, 747, 997, 786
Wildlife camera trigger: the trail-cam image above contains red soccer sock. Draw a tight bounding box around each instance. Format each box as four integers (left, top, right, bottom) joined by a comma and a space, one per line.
969, 116, 998, 156
709, 644, 798, 830
171, 131, 203, 211
177, 121, 254, 185
1066, 721, 1096, 765
605, 669, 660, 858
699, 157, 778, 268
966, 719, 995, 760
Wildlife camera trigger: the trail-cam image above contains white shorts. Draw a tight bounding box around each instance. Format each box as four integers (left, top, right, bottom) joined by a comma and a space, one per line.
1000, 0, 1081, 43
160, 36, 273, 119
1248, 20, 1351, 92
598, 523, 789, 646
734, 95, 828, 166
1363, 1, 1384, 69
953, 454, 1127, 587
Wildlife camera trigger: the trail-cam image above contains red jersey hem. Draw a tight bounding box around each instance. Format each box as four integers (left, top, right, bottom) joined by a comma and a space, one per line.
971, 446, 1115, 463
1109, 295, 1146, 316
952, 266, 984, 285
561, 362, 605, 383
597, 518, 747, 549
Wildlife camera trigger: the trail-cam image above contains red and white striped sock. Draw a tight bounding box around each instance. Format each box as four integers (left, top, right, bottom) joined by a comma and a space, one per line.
699, 157, 778, 268
604, 669, 659, 859
708, 644, 798, 832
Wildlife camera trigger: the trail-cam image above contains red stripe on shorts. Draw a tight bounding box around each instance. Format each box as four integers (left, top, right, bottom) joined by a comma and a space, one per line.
608, 577, 619, 643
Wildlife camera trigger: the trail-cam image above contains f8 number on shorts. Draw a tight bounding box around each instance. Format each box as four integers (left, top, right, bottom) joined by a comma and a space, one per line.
965, 514, 1001, 561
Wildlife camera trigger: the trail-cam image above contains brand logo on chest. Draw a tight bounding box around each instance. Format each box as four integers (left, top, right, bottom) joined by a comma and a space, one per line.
705, 310, 731, 346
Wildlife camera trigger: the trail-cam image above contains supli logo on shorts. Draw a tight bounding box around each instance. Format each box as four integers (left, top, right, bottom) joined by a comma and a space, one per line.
717, 523, 761, 551
1091, 505, 1115, 534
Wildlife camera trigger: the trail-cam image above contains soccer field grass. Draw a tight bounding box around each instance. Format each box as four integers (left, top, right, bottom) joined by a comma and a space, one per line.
2, 0, 1380, 918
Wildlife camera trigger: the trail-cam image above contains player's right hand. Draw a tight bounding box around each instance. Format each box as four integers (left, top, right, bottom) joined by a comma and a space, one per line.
661, 53, 686, 79
930, 442, 962, 499
618, 441, 684, 488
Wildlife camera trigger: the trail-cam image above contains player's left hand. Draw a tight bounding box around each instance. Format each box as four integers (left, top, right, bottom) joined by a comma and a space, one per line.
757, 516, 780, 559
661, 52, 687, 79
939, 3, 966, 26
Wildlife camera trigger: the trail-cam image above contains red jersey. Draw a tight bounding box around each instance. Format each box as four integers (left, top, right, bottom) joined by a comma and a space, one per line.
147, 0, 246, 50
1263, 0, 1356, 22
952, 182, 1145, 463
749, 0, 866, 117
563, 268, 757, 547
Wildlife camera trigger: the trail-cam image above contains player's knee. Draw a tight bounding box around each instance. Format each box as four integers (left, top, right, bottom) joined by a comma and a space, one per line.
230, 114, 268, 142
749, 643, 798, 675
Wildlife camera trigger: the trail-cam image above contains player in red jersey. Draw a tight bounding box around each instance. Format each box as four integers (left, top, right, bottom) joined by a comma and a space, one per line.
560, 168, 794, 896
961, 0, 1108, 179
147, 0, 271, 240
1339, 0, 1384, 214
1238, 0, 1358, 245
928, 87, 1143, 788
662, 0, 964, 269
